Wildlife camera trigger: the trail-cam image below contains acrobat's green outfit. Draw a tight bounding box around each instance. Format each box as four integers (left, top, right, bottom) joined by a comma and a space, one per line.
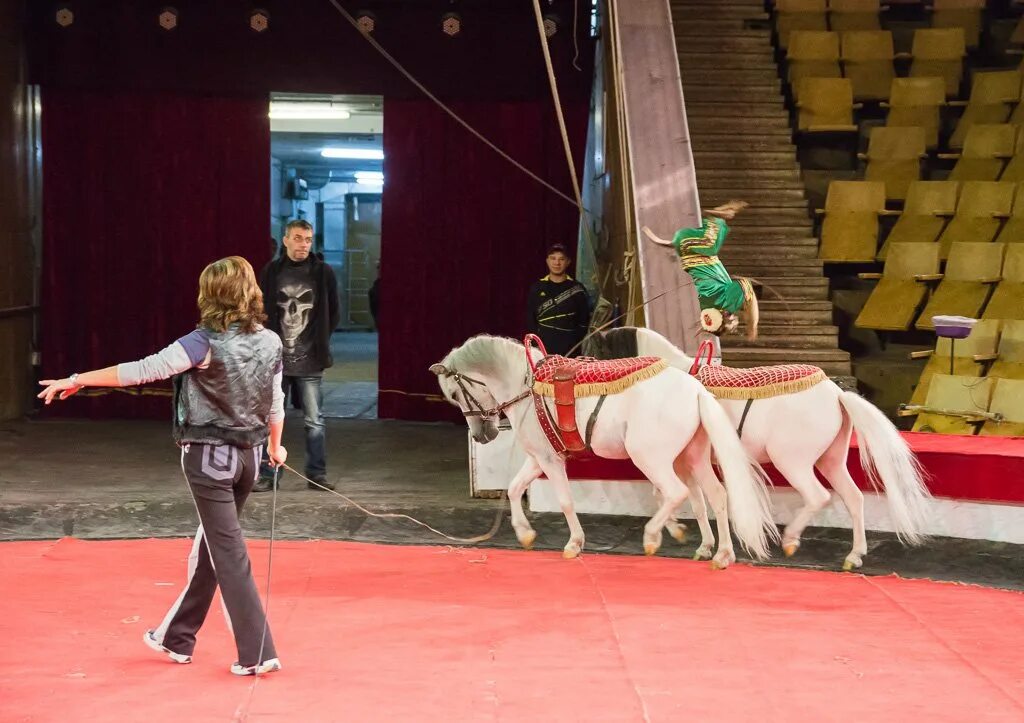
672, 216, 754, 316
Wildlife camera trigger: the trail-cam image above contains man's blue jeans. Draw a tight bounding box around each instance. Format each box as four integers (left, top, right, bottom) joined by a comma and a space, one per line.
262, 375, 326, 479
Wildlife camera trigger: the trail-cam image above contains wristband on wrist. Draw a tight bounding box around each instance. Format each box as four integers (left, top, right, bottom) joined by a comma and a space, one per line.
69, 373, 80, 386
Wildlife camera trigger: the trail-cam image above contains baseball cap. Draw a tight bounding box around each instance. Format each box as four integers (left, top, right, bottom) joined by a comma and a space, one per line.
546, 243, 570, 255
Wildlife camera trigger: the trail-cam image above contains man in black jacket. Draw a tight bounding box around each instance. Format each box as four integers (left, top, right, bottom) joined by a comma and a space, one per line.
255, 219, 340, 492
526, 243, 591, 357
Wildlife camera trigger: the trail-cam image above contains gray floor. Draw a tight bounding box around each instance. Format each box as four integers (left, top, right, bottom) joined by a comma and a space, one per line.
322, 331, 378, 419
1, 410, 1022, 590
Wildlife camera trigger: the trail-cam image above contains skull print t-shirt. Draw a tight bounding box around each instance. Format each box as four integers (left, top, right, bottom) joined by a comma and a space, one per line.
276, 258, 321, 376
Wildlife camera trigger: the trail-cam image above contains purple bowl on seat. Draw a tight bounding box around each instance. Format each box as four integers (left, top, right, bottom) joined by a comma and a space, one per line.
932, 315, 977, 339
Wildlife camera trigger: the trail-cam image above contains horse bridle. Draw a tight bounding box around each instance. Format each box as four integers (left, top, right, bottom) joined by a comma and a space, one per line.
443, 370, 532, 419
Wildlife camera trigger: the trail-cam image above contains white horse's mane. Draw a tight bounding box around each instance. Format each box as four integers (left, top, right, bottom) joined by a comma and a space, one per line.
441, 334, 527, 379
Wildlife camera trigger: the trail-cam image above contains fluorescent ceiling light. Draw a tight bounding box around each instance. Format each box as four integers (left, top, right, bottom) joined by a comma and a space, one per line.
355, 171, 384, 184
269, 103, 351, 120
321, 148, 384, 160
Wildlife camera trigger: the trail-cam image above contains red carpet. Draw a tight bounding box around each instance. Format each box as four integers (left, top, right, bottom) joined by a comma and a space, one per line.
1, 538, 1022, 722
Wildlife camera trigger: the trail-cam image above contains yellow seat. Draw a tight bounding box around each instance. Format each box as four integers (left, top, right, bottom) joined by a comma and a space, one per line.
934, 181, 1014, 260
946, 124, 1017, 182
993, 183, 1024, 243
909, 28, 967, 97
788, 31, 842, 97
982, 244, 1024, 321
878, 180, 958, 259
930, 0, 984, 50
916, 241, 1006, 330
948, 71, 1022, 149
911, 374, 994, 435
884, 77, 946, 149
989, 319, 1024, 380
818, 181, 887, 261
840, 30, 895, 101
1012, 16, 1024, 47
995, 128, 1024, 182
980, 378, 1024, 436
776, 0, 829, 50
862, 126, 926, 201
908, 318, 1000, 406
855, 242, 940, 331
796, 77, 859, 132
828, 0, 882, 31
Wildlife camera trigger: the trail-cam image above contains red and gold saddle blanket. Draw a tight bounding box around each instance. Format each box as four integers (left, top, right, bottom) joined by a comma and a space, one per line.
533, 355, 668, 398
696, 363, 825, 400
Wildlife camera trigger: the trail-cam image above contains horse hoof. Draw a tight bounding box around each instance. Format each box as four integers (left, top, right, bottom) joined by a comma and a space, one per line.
669, 526, 687, 543
519, 531, 537, 550
710, 559, 727, 571
782, 542, 800, 558
643, 543, 659, 556
563, 547, 580, 560
693, 546, 713, 561
843, 555, 863, 572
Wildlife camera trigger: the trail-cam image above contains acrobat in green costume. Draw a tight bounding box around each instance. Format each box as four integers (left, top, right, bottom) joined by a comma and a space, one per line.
642, 201, 758, 338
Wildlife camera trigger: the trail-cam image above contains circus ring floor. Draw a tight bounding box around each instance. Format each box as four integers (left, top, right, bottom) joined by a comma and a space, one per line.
2, 537, 1022, 722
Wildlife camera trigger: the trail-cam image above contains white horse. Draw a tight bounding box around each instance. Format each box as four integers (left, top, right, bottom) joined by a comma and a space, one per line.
600, 327, 932, 570
430, 334, 779, 567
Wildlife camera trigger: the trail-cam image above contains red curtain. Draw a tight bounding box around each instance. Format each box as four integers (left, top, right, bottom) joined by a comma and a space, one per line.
378, 100, 588, 422
40, 89, 270, 419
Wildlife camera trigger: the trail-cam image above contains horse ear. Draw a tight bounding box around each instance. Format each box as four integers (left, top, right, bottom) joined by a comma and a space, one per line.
428, 363, 449, 376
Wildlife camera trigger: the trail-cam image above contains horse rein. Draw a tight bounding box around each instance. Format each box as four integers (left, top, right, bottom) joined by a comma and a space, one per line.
445, 370, 532, 420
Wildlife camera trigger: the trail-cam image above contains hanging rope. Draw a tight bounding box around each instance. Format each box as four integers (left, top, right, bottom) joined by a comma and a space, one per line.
290, 464, 506, 544
531, 0, 600, 263
324, 0, 591, 214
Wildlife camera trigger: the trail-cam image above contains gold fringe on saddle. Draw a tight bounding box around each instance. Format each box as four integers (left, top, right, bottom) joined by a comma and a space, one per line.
704, 369, 827, 401
533, 359, 669, 398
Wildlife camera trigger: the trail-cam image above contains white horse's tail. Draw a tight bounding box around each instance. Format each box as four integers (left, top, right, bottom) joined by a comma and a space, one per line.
837, 391, 932, 544
697, 391, 779, 559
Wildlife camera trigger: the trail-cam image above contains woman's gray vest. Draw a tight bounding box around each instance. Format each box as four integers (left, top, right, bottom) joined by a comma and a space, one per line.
172, 326, 282, 448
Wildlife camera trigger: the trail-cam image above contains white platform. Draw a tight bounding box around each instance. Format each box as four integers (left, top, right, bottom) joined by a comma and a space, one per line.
469, 429, 1024, 545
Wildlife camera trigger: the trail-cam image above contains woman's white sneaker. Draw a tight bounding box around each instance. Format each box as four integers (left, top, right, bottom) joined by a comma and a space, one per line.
143, 630, 192, 664
230, 658, 282, 676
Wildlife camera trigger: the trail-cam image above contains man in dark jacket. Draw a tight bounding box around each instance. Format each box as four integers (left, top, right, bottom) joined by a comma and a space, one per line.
526, 243, 591, 357
255, 219, 340, 492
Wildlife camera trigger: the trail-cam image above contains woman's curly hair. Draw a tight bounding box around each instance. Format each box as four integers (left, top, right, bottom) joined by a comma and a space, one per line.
197, 256, 267, 333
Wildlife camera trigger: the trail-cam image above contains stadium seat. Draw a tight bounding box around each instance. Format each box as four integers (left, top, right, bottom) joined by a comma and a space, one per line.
911, 373, 994, 434
948, 71, 1022, 149
884, 76, 946, 149
796, 77, 860, 132
982, 243, 1024, 320
934, 181, 1014, 260
877, 180, 958, 259
908, 27, 967, 97
980, 378, 1024, 436
908, 318, 999, 405
855, 242, 941, 330
840, 30, 895, 101
915, 241, 1005, 330
861, 126, 927, 201
944, 124, 1016, 182
817, 180, 889, 261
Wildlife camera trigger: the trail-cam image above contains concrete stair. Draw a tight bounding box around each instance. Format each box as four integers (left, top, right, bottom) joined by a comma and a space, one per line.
670, 0, 851, 376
